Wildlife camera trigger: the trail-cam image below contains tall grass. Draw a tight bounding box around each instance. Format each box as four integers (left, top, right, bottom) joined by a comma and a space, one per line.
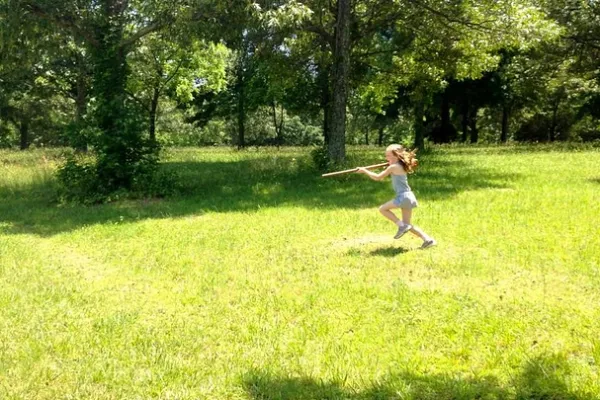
1, 145, 599, 399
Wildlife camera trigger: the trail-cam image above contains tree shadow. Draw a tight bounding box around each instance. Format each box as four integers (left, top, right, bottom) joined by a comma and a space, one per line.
0, 154, 517, 237
241, 354, 595, 400
429, 143, 600, 156
511, 353, 593, 400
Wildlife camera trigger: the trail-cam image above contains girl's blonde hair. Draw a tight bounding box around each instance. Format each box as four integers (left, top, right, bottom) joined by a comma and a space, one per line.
386, 144, 418, 173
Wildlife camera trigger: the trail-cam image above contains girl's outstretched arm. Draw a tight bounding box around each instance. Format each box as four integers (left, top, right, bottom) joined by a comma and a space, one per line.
357, 165, 393, 181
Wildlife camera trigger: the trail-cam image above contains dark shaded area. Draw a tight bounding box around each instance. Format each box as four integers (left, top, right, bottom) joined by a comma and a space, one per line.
430, 144, 600, 156
242, 354, 594, 399
344, 245, 410, 258
368, 246, 411, 257
0, 153, 515, 237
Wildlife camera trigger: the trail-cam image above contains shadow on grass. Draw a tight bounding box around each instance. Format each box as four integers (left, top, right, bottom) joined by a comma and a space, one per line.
368, 246, 411, 257
344, 246, 410, 258
242, 354, 594, 399
430, 143, 600, 156
0, 153, 517, 237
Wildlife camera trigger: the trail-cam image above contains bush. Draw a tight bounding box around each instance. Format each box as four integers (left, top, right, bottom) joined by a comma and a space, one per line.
515, 112, 575, 142
57, 152, 178, 204
130, 158, 179, 199
310, 146, 329, 171
56, 155, 106, 204
570, 116, 600, 142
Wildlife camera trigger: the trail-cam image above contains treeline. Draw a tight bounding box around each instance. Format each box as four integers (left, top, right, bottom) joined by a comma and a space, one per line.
0, 0, 598, 200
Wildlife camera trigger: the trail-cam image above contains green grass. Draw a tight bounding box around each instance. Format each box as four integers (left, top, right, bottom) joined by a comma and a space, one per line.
1, 145, 599, 399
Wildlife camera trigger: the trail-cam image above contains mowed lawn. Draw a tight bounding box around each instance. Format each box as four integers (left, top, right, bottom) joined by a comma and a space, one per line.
1, 145, 599, 399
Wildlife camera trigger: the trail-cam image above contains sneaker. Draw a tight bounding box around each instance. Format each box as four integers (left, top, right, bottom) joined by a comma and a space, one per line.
420, 239, 437, 249
394, 224, 412, 239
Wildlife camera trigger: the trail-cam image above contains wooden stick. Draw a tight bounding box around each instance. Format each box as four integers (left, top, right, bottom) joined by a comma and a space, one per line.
321, 162, 389, 177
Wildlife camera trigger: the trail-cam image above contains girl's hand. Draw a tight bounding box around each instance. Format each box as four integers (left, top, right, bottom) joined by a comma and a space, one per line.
356, 167, 367, 174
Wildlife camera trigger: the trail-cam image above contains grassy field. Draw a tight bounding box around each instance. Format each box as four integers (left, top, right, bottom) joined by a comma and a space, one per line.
1, 145, 599, 399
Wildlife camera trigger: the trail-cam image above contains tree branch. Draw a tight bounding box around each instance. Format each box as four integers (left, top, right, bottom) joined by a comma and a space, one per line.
23, 2, 99, 47
125, 89, 149, 111
404, 0, 495, 32
354, 47, 409, 59
358, 8, 408, 40
565, 34, 600, 51
161, 59, 184, 90
303, 22, 335, 48
120, 20, 167, 50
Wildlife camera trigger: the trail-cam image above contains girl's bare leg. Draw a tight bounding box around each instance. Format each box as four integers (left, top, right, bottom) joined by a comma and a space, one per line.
378, 200, 401, 224
380, 202, 432, 243
401, 208, 412, 225
402, 208, 433, 241
380, 203, 411, 239
409, 225, 430, 240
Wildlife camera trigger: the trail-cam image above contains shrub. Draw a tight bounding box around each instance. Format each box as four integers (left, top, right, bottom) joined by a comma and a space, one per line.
56, 154, 106, 204
57, 151, 178, 204
310, 146, 329, 171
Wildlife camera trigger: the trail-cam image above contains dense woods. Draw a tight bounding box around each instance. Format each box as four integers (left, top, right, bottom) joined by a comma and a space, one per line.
1, 0, 599, 199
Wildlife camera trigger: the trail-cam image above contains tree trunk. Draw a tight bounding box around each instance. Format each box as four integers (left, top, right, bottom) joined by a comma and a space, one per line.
469, 108, 479, 143
92, 0, 153, 192
271, 101, 278, 146
501, 105, 509, 143
328, 0, 351, 164
437, 91, 451, 143
549, 101, 559, 142
74, 56, 88, 152
378, 126, 384, 146
19, 119, 29, 150
279, 104, 285, 146
237, 65, 246, 149
461, 97, 469, 142
318, 60, 331, 145
271, 101, 285, 148
149, 86, 159, 142
413, 102, 425, 149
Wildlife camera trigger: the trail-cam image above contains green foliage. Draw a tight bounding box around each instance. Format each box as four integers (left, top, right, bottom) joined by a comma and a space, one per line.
56, 154, 106, 204
570, 115, 600, 142
61, 120, 98, 151
284, 115, 323, 146
57, 151, 178, 204
4, 0, 600, 156
240, 107, 322, 146
128, 34, 229, 106
0, 122, 13, 148
310, 145, 329, 170
129, 157, 179, 199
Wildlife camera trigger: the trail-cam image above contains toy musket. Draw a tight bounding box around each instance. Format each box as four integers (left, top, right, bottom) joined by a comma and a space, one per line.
321, 162, 389, 177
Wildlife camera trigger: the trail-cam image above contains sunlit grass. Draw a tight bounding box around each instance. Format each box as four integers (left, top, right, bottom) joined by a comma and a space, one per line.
1, 145, 599, 399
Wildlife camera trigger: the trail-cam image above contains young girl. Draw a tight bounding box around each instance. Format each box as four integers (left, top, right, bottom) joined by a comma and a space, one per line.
357, 144, 436, 249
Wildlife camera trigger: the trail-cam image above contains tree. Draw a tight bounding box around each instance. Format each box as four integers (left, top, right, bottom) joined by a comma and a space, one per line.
326, 0, 351, 163
1, 1, 75, 149
182, 0, 312, 147
17, 0, 192, 198
127, 34, 228, 142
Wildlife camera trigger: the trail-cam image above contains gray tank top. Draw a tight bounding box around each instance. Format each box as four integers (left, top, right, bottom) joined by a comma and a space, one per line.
391, 174, 411, 194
